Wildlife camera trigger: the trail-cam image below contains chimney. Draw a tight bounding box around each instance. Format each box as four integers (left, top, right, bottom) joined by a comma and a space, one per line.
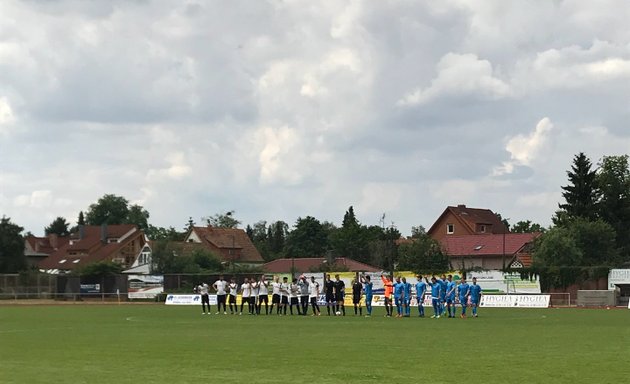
457, 204, 466, 209
78, 225, 85, 240
101, 224, 108, 243
48, 234, 58, 249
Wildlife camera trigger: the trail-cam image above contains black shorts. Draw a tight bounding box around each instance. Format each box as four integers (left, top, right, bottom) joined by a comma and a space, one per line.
290, 297, 299, 305
352, 295, 361, 304
335, 295, 344, 303
228, 295, 236, 304
325, 294, 335, 302
281, 296, 289, 305
300, 295, 309, 302
201, 294, 209, 304
310, 297, 318, 305
217, 294, 226, 304
272, 294, 280, 304
259, 295, 268, 303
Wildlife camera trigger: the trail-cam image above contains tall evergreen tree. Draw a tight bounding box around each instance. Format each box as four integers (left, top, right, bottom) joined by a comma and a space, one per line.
45, 217, 70, 236
556, 152, 599, 223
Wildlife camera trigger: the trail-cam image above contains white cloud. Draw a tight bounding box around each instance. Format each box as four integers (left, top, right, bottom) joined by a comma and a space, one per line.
146, 152, 192, 181
493, 118, 554, 176
0, 97, 15, 132
398, 53, 511, 106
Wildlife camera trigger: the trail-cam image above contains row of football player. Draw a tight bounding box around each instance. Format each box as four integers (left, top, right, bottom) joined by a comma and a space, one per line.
195, 273, 482, 318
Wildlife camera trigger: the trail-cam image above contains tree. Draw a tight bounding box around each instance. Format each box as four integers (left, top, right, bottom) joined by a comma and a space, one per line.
330, 206, 381, 264
569, 218, 619, 266
596, 155, 630, 258
73, 261, 123, 277
398, 234, 449, 275
533, 227, 583, 267
0, 216, 27, 273
45, 217, 70, 237
410, 225, 426, 238
511, 220, 545, 233
368, 226, 401, 271
126, 204, 149, 230
285, 216, 329, 258
204, 210, 241, 228
495, 213, 510, 229
556, 152, 599, 223
145, 225, 185, 241
151, 240, 224, 274
77, 211, 85, 225
85, 194, 130, 225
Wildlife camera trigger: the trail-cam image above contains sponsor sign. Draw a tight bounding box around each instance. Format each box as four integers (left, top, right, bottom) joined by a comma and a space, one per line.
480, 294, 550, 308
128, 275, 164, 299
165, 294, 217, 305
80, 284, 101, 294
608, 269, 630, 290
468, 271, 541, 294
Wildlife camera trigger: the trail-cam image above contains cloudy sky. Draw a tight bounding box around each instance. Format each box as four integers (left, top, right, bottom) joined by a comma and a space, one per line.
1, 1, 630, 236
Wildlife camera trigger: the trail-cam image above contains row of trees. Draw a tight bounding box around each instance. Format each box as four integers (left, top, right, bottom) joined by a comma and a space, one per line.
530, 153, 630, 287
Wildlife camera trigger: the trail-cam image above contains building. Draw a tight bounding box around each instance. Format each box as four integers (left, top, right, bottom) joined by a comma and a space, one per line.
427, 204, 508, 242
263, 257, 380, 274
24, 234, 70, 268
184, 226, 263, 265
38, 224, 148, 274
441, 233, 539, 270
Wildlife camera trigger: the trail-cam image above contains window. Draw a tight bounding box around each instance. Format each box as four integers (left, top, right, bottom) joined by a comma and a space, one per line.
479, 225, 486, 233
59, 259, 67, 264
73, 259, 80, 264
447, 224, 454, 234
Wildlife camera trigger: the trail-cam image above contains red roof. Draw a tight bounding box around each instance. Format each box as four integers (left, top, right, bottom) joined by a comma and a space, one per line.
188, 226, 263, 263
38, 225, 144, 271
440, 233, 540, 257
428, 205, 508, 235
25, 234, 70, 256
263, 258, 380, 274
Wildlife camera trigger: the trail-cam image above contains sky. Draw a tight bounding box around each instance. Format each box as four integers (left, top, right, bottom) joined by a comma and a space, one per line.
1, 0, 630, 236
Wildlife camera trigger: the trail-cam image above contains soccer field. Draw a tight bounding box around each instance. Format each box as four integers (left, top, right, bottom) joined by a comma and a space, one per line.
0, 304, 627, 384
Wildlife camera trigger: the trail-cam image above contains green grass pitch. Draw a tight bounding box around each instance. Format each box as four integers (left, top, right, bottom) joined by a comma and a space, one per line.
0, 304, 628, 383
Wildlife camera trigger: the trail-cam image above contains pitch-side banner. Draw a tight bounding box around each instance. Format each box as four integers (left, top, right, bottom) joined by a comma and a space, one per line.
480, 294, 550, 308
128, 275, 164, 299
165, 294, 218, 305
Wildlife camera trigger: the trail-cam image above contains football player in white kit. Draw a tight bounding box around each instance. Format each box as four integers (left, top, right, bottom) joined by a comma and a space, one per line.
213, 275, 228, 315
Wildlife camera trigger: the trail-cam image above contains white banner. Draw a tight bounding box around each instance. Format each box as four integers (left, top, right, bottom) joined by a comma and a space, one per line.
165, 294, 218, 305
608, 269, 630, 290
128, 275, 164, 299
468, 271, 541, 294
480, 294, 550, 308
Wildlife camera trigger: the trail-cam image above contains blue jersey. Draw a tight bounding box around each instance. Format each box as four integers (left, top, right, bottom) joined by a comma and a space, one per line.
394, 282, 404, 298
458, 283, 470, 300
403, 283, 412, 299
415, 282, 427, 298
429, 282, 441, 298
470, 284, 482, 301
438, 279, 447, 298
364, 282, 373, 296
446, 281, 456, 299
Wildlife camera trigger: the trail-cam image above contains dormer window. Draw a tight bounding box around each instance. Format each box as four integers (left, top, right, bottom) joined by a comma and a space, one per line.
480, 225, 486, 233
447, 224, 454, 234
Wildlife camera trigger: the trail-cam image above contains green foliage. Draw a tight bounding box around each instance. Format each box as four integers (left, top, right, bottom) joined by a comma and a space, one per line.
77, 211, 85, 226
145, 225, 185, 241
0, 216, 27, 273
72, 261, 123, 277
398, 234, 449, 275
329, 206, 383, 264
555, 152, 599, 223
596, 155, 630, 258
533, 226, 583, 267
511, 220, 545, 233
151, 240, 224, 274
204, 210, 241, 228
44, 217, 70, 237
368, 226, 400, 272
286, 216, 331, 258
85, 194, 130, 225
127, 204, 150, 230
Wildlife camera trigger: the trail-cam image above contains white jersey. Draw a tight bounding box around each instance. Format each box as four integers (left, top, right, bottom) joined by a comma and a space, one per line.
258, 281, 268, 295
198, 283, 209, 295
309, 281, 319, 298
250, 281, 259, 296
272, 282, 281, 295
241, 283, 251, 298
214, 280, 227, 295
290, 283, 299, 298
280, 282, 290, 297
228, 283, 238, 296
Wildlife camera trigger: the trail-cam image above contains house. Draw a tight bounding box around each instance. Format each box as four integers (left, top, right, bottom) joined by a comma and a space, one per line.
427, 204, 508, 242
263, 257, 381, 274
441, 233, 539, 270
184, 226, 263, 265
38, 224, 147, 274
24, 234, 70, 268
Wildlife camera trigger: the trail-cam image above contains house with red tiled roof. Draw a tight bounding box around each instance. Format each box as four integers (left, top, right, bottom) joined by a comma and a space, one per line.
184, 226, 263, 265
24, 234, 70, 268
428, 204, 508, 242
38, 225, 147, 274
441, 233, 540, 270
263, 257, 380, 274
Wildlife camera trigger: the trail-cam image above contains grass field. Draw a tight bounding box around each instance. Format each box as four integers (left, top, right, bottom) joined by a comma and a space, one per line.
0, 304, 628, 384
